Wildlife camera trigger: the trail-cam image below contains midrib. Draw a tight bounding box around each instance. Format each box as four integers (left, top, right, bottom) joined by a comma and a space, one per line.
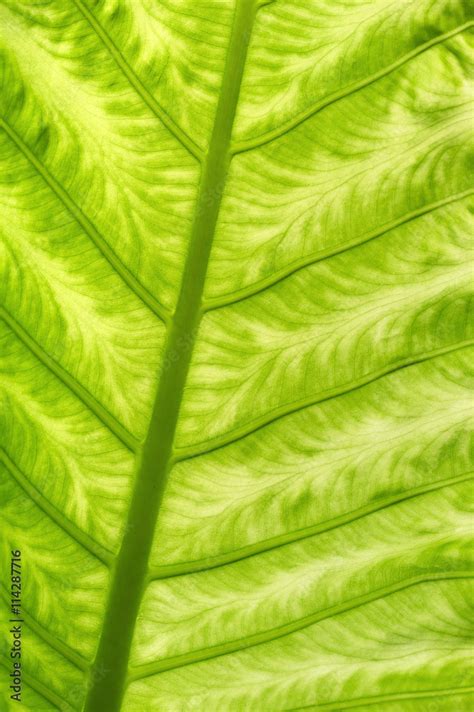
84, 1, 257, 709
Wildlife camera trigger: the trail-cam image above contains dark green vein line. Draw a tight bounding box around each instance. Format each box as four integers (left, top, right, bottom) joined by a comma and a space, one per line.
148, 471, 473, 580
287, 686, 474, 711
175, 340, 474, 461
0, 657, 65, 710
202, 188, 474, 311
1, 308, 138, 453
129, 571, 473, 679
83, 2, 258, 709
0, 117, 170, 324
0, 449, 113, 566
70, 0, 203, 162
0, 586, 89, 672
231, 21, 474, 154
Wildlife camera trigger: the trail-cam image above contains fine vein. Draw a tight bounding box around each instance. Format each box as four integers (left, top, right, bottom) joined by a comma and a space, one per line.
202, 188, 474, 312
0, 657, 66, 710
175, 340, 474, 461
1, 449, 113, 566
129, 572, 473, 679
231, 22, 474, 154
0, 587, 89, 672
70, 0, 203, 162
83, 2, 258, 709
149, 471, 473, 580
287, 686, 474, 711
1, 308, 138, 452
0, 117, 171, 324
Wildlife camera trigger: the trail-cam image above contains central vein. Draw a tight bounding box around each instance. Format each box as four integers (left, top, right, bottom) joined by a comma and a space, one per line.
84, 1, 258, 709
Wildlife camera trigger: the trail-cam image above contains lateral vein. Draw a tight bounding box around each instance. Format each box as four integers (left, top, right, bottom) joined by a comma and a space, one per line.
148, 471, 474, 580
175, 340, 474, 461
1, 308, 138, 453
0, 656, 66, 710
0, 117, 171, 324
287, 685, 474, 711
202, 188, 474, 312
129, 571, 474, 679
231, 22, 474, 154
70, 0, 204, 162
0, 449, 114, 567
0, 587, 90, 672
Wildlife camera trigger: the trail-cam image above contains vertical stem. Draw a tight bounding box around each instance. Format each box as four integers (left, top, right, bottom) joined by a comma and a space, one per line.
84, 1, 258, 709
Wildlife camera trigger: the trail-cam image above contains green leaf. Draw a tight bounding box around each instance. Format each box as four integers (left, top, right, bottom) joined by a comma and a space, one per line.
1, 0, 473, 710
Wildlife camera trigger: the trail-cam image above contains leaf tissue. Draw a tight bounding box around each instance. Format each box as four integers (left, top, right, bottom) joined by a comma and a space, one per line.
0, 0, 473, 710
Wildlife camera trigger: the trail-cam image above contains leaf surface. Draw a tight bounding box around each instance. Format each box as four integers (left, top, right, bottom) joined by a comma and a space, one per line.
0, 0, 473, 710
